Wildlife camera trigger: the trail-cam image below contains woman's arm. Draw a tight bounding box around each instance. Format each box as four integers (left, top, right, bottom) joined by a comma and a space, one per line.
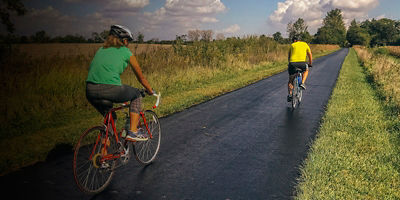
129, 55, 154, 95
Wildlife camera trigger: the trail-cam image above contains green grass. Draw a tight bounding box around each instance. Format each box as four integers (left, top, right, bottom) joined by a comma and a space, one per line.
295, 48, 400, 199
0, 41, 339, 175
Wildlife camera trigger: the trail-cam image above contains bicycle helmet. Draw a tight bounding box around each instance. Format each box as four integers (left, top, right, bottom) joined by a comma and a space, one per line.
292, 34, 299, 42
109, 25, 134, 41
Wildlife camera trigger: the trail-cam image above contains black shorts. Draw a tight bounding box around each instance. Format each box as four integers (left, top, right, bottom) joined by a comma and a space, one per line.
288, 62, 308, 75
86, 82, 142, 116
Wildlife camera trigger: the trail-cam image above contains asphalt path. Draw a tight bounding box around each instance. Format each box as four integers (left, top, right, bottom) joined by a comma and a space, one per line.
1, 48, 348, 200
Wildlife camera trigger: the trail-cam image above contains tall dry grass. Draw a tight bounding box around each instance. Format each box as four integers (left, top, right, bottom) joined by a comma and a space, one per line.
354, 46, 400, 113
387, 46, 400, 58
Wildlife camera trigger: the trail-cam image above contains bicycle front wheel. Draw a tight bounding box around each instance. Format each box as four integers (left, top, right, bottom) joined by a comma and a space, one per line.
134, 110, 161, 164
73, 126, 116, 194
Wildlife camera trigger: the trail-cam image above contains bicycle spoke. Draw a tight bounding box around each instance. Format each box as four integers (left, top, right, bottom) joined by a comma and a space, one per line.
73, 126, 115, 194
134, 111, 161, 164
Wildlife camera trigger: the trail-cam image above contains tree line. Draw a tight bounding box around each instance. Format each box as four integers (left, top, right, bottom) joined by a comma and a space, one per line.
273, 9, 400, 47
0, 30, 156, 44
0, 28, 222, 44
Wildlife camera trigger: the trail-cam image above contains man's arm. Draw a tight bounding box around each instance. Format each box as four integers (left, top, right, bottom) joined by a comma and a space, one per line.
307, 50, 312, 66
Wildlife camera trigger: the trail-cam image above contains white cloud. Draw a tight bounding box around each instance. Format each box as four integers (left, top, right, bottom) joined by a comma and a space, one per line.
140, 0, 226, 39
218, 24, 240, 34
105, 0, 150, 12
268, 0, 380, 35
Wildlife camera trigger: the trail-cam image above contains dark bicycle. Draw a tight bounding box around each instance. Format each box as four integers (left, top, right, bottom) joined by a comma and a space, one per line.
291, 67, 304, 110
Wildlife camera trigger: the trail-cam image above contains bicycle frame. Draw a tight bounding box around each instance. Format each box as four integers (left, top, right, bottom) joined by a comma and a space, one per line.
89, 105, 125, 162
89, 92, 161, 163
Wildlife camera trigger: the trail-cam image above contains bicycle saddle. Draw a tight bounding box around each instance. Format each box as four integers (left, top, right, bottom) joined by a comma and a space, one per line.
91, 99, 113, 107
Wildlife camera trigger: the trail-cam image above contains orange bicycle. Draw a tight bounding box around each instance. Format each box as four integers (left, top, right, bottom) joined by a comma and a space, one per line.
73, 89, 161, 194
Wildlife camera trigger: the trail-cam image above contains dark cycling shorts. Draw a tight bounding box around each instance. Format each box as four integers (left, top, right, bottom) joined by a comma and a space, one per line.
86, 82, 142, 117
288, 62, 308, 75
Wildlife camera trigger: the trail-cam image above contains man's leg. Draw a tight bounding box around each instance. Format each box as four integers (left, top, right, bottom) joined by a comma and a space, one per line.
287, 75, 295, 102
302, 69, 309, 84
288, 75, 295, 95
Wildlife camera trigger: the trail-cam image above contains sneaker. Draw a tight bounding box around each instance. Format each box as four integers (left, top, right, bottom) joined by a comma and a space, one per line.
300, 83, 306, 90
287, 95, 292, 102
126, 129, 148, 142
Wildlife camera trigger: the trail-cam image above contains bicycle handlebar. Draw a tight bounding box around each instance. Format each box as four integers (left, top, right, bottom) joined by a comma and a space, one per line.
121, 89, 161, 109
152, 92, 161, 109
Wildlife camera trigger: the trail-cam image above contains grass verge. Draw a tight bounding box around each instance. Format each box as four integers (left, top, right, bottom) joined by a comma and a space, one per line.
295, 48, 400, 199
0, 48, 338, 175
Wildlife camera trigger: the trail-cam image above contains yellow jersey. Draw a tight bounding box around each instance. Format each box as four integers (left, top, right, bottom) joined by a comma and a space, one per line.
289, 41, 311, 62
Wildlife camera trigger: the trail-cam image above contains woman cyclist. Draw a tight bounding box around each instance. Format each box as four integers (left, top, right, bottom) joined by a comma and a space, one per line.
86, 25, 154, 141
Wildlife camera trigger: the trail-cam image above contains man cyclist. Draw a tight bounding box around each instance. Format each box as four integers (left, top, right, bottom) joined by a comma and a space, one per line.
287, 35, 312, 102
86, 25, 154, 141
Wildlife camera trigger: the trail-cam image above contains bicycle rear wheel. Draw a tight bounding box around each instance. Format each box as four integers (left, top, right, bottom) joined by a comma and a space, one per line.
134, 110, 161, 164
73, 126, 117, 194
292, 78, 299, 109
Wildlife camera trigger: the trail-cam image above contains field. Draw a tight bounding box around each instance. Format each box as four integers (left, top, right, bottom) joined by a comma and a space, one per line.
0, 38, 339, 175
295, 48, 400, 199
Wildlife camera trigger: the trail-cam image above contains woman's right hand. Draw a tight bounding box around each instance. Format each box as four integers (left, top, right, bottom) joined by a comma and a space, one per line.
146, 88, 155, 95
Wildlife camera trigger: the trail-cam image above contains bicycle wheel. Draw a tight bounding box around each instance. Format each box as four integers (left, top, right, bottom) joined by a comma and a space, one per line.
73, 126, 117, 194
134, 110, 161, 164
292, 78, 299, 109
298, 84, 303, 103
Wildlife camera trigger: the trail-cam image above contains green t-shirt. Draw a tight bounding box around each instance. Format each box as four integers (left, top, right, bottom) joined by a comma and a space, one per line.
86, 46, 133, 85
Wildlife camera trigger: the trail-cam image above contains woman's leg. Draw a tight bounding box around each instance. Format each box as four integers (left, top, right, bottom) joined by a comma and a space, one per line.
129, 97, 142, 133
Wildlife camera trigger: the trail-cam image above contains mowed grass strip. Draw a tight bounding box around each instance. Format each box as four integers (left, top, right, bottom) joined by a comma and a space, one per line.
295, 48, 400, 199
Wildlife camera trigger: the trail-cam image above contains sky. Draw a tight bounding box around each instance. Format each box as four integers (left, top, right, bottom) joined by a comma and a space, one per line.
4, 0, 400, 40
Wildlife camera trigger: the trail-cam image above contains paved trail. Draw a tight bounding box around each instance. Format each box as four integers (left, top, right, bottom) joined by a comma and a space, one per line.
1, 48, 348, 200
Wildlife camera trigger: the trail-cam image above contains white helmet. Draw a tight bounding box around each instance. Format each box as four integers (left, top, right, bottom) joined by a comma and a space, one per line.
109, 25, 134, 41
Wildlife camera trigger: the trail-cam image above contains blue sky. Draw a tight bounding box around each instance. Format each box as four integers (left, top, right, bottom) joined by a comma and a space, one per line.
6, 0, 400, 40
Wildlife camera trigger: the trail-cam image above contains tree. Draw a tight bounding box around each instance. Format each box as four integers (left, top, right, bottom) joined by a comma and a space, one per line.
200, 30, 213, 42
287, 18, 312, 43
188, 30, 201, 41
346, 19, 370, 46
314, 9, 346, 46
91, 30, 109, 43
31, 30, 51, 43
272, 32, 283, 43
137, 32, 144, 43
369, 18, 398, 46
216, 33, 225, 40
0, 0, 26, 33
91, 32, 103, 43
